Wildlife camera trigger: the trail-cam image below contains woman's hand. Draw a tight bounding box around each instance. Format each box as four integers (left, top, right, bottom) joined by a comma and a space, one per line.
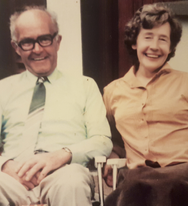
102, 149, 121, 187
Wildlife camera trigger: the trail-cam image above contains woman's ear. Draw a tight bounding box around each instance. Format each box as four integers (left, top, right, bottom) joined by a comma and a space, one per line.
132, 44, 137, 50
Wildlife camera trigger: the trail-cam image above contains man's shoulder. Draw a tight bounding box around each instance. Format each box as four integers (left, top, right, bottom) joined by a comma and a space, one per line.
82, 75, 97, 85
63, 73, 97, 87
0, 73, 25, 100
0, 72, 24, 88
64, 73, 94, 81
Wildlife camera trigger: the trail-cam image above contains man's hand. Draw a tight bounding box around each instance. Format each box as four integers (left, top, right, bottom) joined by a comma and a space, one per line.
16, 149, 72, 184
2, 160, 39, 190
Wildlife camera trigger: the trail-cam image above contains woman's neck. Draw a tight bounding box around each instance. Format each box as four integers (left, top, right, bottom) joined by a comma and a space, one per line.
135, 66, 157, 86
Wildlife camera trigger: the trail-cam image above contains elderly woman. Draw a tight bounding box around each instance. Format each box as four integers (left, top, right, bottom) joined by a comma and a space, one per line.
103, 3, 188, 206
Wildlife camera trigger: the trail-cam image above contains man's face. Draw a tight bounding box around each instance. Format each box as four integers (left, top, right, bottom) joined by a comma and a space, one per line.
12, 10, 61, 77
132, 22, 171, 74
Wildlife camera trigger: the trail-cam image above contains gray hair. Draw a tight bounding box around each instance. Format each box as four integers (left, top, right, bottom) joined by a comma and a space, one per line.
10, 6, 59, 42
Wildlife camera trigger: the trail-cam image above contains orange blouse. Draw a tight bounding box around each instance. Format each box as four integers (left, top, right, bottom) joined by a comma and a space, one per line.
103, 63, 188, 169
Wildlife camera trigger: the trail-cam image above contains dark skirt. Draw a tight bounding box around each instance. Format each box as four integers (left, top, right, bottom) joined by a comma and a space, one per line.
104, 162, 188, 206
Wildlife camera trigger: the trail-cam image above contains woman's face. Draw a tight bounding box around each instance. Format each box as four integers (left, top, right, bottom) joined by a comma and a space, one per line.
132, 22, 171, 74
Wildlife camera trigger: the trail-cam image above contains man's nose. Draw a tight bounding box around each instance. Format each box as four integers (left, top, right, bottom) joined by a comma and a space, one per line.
32, 42, 43, 53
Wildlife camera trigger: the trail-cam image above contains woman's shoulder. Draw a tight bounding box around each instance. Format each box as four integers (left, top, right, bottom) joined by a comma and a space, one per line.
104, 76, 125, 91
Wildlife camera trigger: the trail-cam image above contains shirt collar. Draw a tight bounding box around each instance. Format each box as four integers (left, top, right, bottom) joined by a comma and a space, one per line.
24, 68, 63, 85
46, 68, 63, 84
122, 63, 172, 88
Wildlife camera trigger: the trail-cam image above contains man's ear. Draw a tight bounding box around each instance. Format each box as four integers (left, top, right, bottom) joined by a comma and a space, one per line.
11, 41, 21, 56
56, 35, 62, 51
132, 44, 137, 50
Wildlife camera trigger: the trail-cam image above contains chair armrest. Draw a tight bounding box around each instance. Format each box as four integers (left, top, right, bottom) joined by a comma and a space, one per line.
107, 158, 127, 190
94, 156, 106, 206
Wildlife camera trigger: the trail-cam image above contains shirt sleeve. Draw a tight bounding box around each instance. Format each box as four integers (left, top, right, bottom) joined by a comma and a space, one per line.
0, 87, 11, 170
68, 77, 113, 166
103, 83, 125, 149
0, 127, 9, 171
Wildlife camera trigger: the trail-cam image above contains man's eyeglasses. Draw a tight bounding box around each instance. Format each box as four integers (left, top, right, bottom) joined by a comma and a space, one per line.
16, 32, 58, 51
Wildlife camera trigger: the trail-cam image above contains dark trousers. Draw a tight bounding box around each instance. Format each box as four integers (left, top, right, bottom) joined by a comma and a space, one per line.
105, 162, 188, 206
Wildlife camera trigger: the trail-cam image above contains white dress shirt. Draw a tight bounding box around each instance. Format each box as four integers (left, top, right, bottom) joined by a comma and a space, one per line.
0, 68, 112, 168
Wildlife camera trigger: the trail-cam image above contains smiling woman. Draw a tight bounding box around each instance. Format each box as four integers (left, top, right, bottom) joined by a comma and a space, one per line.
102, 3, 188, 206
133, 22, 171, 85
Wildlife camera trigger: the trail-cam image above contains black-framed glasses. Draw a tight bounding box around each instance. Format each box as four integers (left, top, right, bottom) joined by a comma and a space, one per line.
17, 32, 58, 51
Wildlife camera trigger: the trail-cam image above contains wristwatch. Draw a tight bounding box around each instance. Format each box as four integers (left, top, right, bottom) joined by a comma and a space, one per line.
62, 147, 72, 154
62, 147, 72, 164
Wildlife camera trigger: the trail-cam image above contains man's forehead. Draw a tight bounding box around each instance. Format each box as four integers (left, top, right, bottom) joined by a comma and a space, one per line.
16, 9, 51, 27
15, 9, 54, 39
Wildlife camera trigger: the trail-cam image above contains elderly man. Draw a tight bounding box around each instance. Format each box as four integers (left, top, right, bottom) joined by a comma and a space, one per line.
0, 6, 112, 206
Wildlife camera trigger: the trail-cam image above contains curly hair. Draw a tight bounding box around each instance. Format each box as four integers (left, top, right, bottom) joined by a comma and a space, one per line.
124, 3, 182, 64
